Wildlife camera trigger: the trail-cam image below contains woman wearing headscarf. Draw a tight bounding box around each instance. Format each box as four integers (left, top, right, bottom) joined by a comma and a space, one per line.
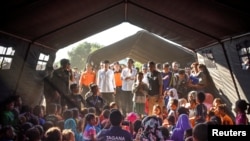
139, 115, 165, 141
170, 114, 192, 141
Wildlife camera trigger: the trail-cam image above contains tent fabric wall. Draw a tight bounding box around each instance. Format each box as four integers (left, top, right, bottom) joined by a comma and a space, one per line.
224, 35, 250, 101
197, 34, 250, 118
15, 45, 56, 107
87, 30, 196, 67
0, 33, 56, 106
0, 34, 29, 103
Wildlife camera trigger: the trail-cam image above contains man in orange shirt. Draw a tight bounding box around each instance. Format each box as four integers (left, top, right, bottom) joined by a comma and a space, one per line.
113, 62, 123, 111
79, 63, 96, 98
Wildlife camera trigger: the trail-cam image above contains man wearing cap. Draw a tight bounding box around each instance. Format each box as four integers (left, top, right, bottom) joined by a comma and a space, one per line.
96, 109, 133, 141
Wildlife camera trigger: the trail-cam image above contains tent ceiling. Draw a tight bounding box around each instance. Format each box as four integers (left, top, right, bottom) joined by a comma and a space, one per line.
0, 0, 250, 51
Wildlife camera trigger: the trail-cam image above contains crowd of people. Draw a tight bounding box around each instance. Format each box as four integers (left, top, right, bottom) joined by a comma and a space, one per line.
1, 58, 250, 141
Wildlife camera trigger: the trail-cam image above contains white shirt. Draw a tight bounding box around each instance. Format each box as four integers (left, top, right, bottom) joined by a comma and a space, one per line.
142, 73, 149, 87
121, 67, 137, 91
97, 68, 116, 93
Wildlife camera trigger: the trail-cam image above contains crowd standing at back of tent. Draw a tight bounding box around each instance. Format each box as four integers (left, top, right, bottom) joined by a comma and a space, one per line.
1, 58, 250, 141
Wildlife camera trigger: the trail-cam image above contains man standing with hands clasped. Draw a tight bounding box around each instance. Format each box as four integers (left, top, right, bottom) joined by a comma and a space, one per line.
147, 61, 163, 116
121, 58, 137, 115
97, 60, 116, 106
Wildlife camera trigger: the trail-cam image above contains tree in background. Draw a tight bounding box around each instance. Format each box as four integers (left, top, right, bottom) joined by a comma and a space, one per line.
134, 61, 143, 71
68, 42, 103, 71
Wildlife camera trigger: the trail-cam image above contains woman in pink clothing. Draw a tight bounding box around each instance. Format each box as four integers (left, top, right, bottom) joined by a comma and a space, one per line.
235, 99, 250, 125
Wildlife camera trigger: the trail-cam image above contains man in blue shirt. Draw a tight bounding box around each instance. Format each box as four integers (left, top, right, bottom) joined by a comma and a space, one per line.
96, 109, 133, 141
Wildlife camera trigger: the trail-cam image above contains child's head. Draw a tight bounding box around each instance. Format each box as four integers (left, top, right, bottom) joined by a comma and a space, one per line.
167, 115, 175, 125
47, 103, 57, 114
193, 123, 208, 141
101, 109, 111, 119
235, 99, 250, 114
89, 83, 98, 94
207, 110, 215, 121
218, 104, 227, 115
178, 69, 186, 78
133, 119, 142, 133
70, 83, 79, 94
1, 125, 16, 140
160, 126, 170, 140
177, 107, 189, 116
153, 104, 162, 115
137, 72, 143, 82
84, 113, 96, 126
63, 109, 73, 120
62, 129, 75, 141
126, 112, 139, 124
4, 96, 15, 111
162, 105, 168, 114
196, 92, 206, 103
187, 91, 197, 102
178, 98, 187, 107
170, 98, 179, 111
80, 108, 88, 118
168, 88, 177, 98
209, 115, 222, 125
109, 102, 118, 110
189, 99, 197, 108
212, 98, 222, 107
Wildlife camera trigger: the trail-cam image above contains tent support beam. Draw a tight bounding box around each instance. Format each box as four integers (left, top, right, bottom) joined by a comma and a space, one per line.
219, 42, 241, 100
0, 30, 56, 51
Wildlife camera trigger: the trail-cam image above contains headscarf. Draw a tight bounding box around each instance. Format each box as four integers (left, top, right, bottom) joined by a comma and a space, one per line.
168, 88, 178, 99
140, 115, 164, 141
170, 114, 192, 141
126, 112, 139, 124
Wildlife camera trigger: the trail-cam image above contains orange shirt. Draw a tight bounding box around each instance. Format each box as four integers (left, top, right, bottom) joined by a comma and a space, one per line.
114, 71, 122, 87
79, 71, 96, 87
221, 114, 234, 125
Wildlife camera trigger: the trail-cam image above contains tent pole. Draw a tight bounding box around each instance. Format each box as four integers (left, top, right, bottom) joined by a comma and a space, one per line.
219, 42, 241, 100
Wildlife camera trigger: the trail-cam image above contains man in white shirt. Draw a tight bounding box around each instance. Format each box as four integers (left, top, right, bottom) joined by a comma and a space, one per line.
97, 60, 116, 105
121, 58, 137, 115
142, 64, 149, 87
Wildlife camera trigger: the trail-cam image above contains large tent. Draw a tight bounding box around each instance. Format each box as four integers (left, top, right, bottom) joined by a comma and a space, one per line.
87, 30, 196, 66
0, 0, 250, 117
